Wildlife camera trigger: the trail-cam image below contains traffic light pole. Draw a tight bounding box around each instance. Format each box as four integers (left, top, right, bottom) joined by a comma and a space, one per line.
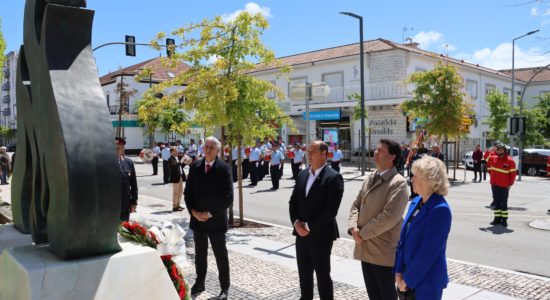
92, 41, 165, 52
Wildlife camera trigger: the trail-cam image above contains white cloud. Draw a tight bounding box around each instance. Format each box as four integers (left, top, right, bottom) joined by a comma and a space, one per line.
468, 43, 550, 69
207, 55, 220, 65
222, 2, 272, 23
531, 7, 539, 16
543, 8, 550, 16
413, 31, 443, 49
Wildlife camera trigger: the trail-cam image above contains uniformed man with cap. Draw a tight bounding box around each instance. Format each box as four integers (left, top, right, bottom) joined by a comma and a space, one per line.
116, 137, 138, 221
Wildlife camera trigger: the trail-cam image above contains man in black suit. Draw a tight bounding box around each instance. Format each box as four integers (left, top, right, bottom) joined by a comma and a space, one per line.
184, 136, 233, 300
289, 141, 344, 300
116, 137, 137, 222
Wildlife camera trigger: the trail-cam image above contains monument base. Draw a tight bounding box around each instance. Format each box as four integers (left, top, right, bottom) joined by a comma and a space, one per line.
0, 236, 179, 300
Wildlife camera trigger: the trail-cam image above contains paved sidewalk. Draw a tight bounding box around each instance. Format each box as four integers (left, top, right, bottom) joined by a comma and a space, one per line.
132, 194, 550, 300
2, 161, 550, 299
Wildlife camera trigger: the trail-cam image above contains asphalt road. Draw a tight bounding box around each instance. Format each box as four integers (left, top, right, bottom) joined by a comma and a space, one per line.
134, 160, 550, 278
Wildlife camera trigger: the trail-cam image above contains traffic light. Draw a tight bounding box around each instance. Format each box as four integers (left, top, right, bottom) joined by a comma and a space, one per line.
125, 35, 136, 57
509, 116, 526, 136
166, 38, 175, 57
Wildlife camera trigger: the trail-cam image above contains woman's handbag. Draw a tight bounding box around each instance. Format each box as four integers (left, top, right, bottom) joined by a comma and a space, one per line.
397, 287, 416, 300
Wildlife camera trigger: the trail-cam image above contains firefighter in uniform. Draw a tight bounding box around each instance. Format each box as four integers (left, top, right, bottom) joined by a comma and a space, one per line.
487, 143, 516, 227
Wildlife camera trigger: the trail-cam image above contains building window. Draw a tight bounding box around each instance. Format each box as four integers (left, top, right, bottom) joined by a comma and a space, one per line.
466, 80, 478, 99
266, 80, 276, 99
289, 77, 307, 99
503, 88, 511, 99
485, 83, 496, 95
415, 67, 427, 72
106, 94, 110, 107
540, 90, 550, 96
322, 72, 344, 101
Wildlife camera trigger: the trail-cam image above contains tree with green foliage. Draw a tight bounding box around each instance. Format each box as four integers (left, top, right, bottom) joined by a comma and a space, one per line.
519, 104, 547, 147
401, 62, 473, 171
402, 62, 473, 140
137, 12, 292, 225
532, 93, 550, 140
348, 93, 368, 121
485, 90, 511, 144
0, 18, 7, 81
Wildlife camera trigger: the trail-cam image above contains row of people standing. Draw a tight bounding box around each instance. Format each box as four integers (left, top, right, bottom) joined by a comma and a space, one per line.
289, 139, 452, 300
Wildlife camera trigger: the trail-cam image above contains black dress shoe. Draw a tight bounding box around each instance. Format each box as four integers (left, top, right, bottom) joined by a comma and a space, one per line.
217, 289, 228, 300
191, 284, 205, 296
172, 206, 184, 212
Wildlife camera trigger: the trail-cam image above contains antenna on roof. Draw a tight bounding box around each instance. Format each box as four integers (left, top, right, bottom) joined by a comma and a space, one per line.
402, 26, 414, 43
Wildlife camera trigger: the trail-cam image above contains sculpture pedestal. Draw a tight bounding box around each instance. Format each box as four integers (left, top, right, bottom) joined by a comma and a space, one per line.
0, 224, 33, 273
0, 237, 179, 300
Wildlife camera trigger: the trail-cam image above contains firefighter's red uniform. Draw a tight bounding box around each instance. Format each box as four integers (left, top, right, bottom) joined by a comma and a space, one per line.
487, 152, 516, 226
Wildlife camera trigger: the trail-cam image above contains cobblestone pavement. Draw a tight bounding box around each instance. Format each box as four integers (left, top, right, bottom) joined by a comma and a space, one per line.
134, 195, 550, 300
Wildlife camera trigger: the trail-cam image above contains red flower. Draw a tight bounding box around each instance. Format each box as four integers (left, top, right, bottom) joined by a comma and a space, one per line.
178, 283, 186, 299
121, 221, 132, 230
171, 265, 179, 278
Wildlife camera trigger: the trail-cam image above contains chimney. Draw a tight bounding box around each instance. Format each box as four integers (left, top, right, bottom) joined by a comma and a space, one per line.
404, 42, 420, 49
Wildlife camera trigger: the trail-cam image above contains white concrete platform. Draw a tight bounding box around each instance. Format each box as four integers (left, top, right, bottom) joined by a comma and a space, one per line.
0, 236, 179, 300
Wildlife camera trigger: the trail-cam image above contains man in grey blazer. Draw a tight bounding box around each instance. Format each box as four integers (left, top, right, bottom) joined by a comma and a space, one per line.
348, 139, 409, 300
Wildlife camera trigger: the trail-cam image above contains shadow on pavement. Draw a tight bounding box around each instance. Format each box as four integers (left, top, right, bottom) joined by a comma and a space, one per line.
252, 189, 279, 193
344, 175, 365, 182
478, 225, 515, 234
151, 210, 178, 215
151, 183, 166, 186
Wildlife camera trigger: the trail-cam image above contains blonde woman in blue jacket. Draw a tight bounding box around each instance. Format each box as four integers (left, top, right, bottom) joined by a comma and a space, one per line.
394, 155, 452, 300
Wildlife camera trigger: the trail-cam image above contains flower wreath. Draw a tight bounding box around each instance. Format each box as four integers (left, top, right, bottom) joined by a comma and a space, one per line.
119, 221, 190, 300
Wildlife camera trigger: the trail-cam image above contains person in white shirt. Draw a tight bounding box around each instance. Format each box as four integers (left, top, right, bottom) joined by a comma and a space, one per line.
248, 141, 262, 186
331, 144, 343, 173
151, 142, 161, 175
291, 142, 305, 179
187, 138, 198, 161
161, 142, 172, 183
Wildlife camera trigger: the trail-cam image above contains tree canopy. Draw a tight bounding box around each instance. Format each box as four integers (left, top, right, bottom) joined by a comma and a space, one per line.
401, 62, 473, 140
485, 90, 510, 143
0, 18, 7, 81
137, 12, 292, 144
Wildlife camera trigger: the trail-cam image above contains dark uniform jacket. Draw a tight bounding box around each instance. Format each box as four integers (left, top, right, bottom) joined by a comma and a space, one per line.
289, 165, 344, 242
168, 156, 186, 183
119, 157, 138, 213
184, 157, 233, 233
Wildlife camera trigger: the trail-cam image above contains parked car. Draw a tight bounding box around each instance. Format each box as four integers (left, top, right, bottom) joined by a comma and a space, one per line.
462, 151, 474, 169
522, 149, 550, 176
462, 147, 519, 170
6, 144, 16, 152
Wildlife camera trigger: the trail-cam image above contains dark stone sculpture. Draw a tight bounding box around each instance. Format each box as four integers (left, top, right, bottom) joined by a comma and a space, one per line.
11, 0, 121, 259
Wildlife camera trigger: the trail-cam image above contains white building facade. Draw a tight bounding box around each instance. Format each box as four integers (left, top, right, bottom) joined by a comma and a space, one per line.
250, 39, 525, 159
1, 51, 18, 132
99, 57, 198, 152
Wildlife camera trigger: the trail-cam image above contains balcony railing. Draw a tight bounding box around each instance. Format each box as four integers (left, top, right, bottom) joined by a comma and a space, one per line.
3, 108, 10, 116
2, 95, 10, 104
108, 105, 138, 115
2, 69, 9, 78
1, 83, 9, 92
289, 81, 409, 105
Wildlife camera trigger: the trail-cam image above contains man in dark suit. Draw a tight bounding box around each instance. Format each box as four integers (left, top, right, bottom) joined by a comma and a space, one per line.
116, 137, 137, 222
289, 140, 344, 300
184, 136, 233, 300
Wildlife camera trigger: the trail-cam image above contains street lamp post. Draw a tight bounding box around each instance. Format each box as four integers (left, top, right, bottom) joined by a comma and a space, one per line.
340, 11, 366, 175
511, 29, 539, 181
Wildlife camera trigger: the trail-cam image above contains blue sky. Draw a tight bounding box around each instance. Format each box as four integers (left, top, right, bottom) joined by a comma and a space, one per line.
3, 0, 550, 75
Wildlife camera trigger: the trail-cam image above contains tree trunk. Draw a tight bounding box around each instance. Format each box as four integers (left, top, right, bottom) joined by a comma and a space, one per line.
227, 138, 234, 225
237, 137, 244, 226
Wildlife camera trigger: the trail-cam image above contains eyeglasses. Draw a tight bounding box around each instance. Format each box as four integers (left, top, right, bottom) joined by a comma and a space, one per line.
204, 145, 217, 150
